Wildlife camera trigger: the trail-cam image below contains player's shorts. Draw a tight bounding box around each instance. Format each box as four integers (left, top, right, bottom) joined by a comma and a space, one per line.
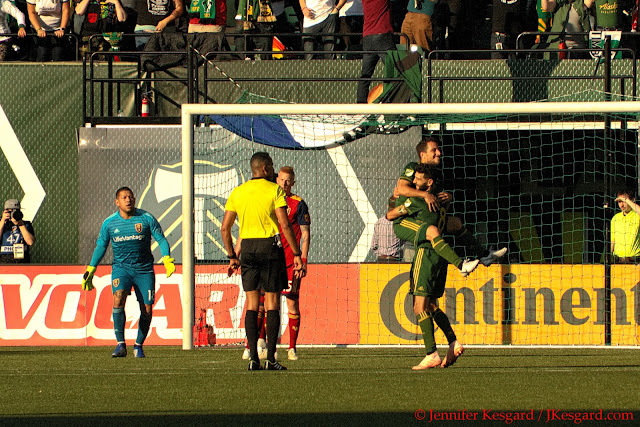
410, 246, 448, 298
111, 264, 155, 305
240, 237, 287, 293
393, 218, 431, 248
282, 260, 302, 300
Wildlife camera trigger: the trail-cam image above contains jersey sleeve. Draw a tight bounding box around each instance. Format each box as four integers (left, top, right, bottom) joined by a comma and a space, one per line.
225, 189, 237, 212
274, 186, 287, 209
148, 213, 171, 257
399, 162, 417, 183
295, 199, 311, 226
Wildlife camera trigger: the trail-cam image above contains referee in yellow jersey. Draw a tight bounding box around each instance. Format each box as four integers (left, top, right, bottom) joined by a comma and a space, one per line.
221, 152, 303, 371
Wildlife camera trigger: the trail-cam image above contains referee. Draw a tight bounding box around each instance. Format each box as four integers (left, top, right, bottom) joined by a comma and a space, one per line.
221, 152, 303, 371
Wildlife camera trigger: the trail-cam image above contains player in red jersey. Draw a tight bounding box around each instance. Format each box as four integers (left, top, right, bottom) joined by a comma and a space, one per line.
277, 166, 311, 361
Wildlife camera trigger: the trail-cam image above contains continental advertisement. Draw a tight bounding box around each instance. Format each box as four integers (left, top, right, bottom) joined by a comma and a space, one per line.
1, 264, 638, 346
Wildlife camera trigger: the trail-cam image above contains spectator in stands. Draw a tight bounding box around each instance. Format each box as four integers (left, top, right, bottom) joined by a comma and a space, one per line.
389, 0, 407, 32
300, 0, 345, 59
0, 199, 35, 264
540, 0, 591, 58
338, 0, 363, 57
133, 0, 184, 50
186, 0, 226, 59
74, 0, 128, 57
356, 0, 395, 103
271, 0, 302, 54
27, 0, 71, 61
0, 0, 27, 61
400, 0, 434, 52
491, 0, 534, 59
234, 0, 277, 60
585, 0, 622, 31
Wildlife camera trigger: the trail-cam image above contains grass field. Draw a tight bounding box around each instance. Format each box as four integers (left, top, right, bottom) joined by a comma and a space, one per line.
0, 346, 638, 426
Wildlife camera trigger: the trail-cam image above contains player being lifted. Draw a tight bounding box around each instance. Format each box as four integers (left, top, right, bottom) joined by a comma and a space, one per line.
387, 164, 471, 369
82, 187, 175, 358
395, 136, 507, 266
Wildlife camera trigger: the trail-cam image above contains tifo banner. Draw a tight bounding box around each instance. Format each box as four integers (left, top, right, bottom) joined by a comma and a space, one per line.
1, 264, 638, 346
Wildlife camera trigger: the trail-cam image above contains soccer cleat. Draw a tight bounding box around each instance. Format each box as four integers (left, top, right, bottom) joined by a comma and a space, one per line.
242, 348, 250, 360
111, 343, 127, 358
480, 247, 508, 267
264, 360, 287, 370
460, 258, 480, 278
287, 348, 299, 361
412, 352, 441, 370
440, 340, 465, 368
248, 360, 263, 371
133, 345, 145, 358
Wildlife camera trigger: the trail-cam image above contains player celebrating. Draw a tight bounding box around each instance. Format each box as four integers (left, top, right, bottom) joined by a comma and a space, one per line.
82, 187, 175, 358
276, 166, 311, 361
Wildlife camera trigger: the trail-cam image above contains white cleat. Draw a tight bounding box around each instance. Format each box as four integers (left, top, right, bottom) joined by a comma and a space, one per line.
288, 348, 299, 361
242, 348, 250, 360
460, 258, 479, 278
480, 247, 508, 267
412, 352, 442, 370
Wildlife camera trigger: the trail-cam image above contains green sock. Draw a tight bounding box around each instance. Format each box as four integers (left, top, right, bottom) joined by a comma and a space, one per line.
432, 235, 463, 269
455, 228, 486, 258
417, 311, 437, 354
432, 308, 457, 345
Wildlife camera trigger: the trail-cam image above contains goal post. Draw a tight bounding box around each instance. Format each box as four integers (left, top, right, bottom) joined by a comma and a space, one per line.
181, 102, 640, 350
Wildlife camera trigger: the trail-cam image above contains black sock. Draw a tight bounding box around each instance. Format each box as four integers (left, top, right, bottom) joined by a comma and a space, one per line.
245, 310, 259, 362
432, 308, 457, 344
266, 310, 280, 362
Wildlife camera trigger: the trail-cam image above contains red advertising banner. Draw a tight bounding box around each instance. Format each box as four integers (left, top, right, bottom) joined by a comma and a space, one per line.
0, 264, 360, 346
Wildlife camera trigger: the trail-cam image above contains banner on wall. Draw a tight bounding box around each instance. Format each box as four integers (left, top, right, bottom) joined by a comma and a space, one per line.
0, 264, 360, 346
1, 264, 638, 346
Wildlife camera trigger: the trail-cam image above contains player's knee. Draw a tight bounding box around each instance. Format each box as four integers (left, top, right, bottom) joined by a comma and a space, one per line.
426, 225, 440, 241
140, 303, 152, 317
113, 290, 126, 306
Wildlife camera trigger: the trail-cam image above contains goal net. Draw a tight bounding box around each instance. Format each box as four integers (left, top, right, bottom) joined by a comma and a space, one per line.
181, 102, 640, 349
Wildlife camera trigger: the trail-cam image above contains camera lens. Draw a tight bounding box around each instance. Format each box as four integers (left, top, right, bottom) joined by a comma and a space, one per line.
12, 210, 23, 221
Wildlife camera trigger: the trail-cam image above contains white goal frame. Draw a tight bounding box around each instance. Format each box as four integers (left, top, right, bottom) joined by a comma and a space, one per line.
181, 102, 640, 349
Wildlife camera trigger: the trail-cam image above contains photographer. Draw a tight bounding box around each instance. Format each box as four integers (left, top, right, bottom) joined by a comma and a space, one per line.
0, 199, 35, 263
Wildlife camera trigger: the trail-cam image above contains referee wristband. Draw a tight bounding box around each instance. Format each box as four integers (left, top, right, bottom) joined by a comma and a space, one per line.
227, 254, 237, 259
302, 258, 307, 264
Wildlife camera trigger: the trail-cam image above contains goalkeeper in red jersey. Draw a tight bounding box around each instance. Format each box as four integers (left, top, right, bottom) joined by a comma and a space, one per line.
276, 166, 311, 361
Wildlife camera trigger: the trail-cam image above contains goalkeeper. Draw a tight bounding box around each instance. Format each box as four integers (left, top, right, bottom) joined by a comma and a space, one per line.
82, 186, 175, 358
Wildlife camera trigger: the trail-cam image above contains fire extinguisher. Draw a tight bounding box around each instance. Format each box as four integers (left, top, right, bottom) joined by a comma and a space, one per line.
141, 94, 149, 117
558, 40, 567, 60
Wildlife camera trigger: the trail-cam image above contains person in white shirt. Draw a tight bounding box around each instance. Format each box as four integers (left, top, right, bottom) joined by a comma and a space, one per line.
300, 0, 345, 59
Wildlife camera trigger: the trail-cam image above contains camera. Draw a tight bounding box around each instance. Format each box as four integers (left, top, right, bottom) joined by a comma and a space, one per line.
11, 209, 23, 221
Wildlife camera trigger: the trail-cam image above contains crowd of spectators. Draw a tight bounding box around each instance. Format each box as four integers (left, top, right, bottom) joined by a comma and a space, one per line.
0, 0, 637, 61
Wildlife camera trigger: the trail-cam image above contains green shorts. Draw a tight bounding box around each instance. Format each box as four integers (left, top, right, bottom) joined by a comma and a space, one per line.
410, 246, 448, 298
393, 218, 430, 248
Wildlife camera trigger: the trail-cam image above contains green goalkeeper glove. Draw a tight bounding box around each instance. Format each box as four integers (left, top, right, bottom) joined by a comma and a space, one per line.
163, 255, 175, 278
82, 266, 96, 291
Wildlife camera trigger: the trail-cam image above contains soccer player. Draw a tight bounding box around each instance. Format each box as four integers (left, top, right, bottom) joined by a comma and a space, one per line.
221, 152, 303, 371
81, 187, 175, 358
389, 164, 467, 369
611, 188, 640, 264
276, 166, 311, 361
395, 136, 507, 266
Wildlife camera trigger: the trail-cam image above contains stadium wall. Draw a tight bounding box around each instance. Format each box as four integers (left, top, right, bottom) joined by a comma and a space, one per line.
1, 264, 638, 346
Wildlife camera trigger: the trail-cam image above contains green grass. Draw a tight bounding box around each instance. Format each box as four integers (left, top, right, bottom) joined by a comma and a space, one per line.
0, 346, 638, 426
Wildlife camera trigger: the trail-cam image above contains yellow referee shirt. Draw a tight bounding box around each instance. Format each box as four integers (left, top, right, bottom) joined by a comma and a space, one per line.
611, 210, 640, 258
225, 178, 287, 239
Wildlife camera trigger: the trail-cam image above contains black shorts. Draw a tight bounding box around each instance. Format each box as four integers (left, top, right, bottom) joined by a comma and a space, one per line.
240, 237, 287, 293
